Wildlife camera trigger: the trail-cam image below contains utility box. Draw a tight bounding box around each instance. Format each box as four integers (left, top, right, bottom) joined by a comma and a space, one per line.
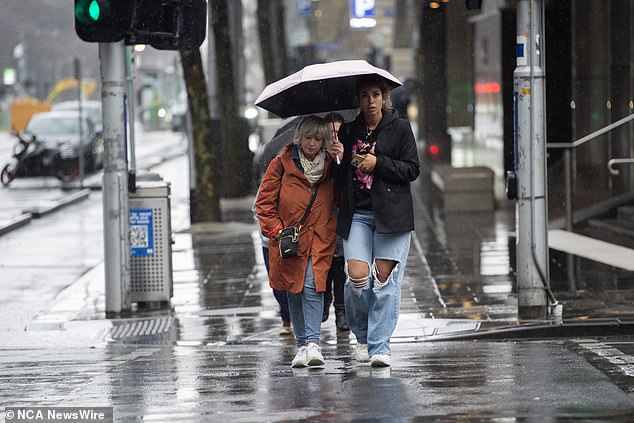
129, 179, 173, 304
432, 165, 495, 212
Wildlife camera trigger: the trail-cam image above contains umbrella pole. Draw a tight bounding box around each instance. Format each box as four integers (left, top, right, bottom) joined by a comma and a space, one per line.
327, 111, 340, 164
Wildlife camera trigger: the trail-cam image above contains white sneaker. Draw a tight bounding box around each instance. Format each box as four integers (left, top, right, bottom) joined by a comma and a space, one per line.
370, 354, 391, 367
354, 343, 370, 363
306, 343, 325, 367
291, 346, 308, 368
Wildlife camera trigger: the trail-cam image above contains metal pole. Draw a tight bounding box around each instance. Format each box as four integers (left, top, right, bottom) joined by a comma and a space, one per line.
74, 58, 85, 188
100, 41, 130, 314
564, 148, 572, 231
125, 47, 136, 191
564, 148, 576, 291
515, 0, 548, 319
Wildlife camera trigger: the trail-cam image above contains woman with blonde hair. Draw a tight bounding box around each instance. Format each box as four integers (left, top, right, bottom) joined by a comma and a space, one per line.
256, 115, 339, 368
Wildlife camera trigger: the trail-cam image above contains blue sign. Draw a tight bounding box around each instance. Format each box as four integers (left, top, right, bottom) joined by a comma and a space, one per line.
516, 43, 525, 59
297, 0, 312, 17
350, 0, 375, 18
130, 209, 154, 257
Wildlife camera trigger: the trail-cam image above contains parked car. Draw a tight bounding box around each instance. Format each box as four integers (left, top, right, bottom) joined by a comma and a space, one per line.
22, 110, 104, 178
169, 92, 188, 132
51, 100, 103, 134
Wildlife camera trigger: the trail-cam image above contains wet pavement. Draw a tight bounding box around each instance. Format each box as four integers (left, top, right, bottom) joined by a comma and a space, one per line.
2, 134, 634, 420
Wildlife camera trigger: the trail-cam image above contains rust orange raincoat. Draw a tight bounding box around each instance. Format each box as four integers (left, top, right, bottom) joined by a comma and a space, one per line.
255, 144, 336, 294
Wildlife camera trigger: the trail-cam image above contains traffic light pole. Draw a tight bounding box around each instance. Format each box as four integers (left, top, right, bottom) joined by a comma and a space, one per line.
514, 0, 552, 319
100, 41, 131, 314
74, 58, 85, 188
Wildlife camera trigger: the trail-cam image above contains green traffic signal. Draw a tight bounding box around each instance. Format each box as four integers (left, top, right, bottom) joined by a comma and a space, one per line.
88, 0, 101, 21
75, 0, 101, 24
74, 0, 206, 47
75, 0, 134, 43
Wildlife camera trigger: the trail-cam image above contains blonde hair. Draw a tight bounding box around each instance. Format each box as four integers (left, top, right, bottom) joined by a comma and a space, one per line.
292, 115, 332, 151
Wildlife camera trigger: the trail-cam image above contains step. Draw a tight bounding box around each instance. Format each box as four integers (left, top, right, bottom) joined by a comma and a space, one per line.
432, 165, 494, 191
618, 205, 634, 222
431, 165, 494, 212
576, 225, 634, 250
587, 218, 634, 239
548, 229, 634, 271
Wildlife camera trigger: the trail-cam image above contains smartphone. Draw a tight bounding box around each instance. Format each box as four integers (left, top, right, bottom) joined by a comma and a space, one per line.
351, 153, 365, 167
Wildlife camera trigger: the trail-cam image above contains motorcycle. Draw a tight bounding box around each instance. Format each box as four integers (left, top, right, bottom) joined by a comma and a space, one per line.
0, 132, 69, 186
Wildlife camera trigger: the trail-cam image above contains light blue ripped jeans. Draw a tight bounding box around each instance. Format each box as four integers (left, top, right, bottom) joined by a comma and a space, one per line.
343, 210, 411, 358
288, 257, 324, 347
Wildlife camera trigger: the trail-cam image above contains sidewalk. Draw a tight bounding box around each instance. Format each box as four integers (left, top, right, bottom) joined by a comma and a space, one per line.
8, 152, 632, 347
5, 151, 634, 421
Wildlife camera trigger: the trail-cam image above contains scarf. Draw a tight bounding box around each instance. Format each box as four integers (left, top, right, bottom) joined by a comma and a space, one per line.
298, 149, 326, 186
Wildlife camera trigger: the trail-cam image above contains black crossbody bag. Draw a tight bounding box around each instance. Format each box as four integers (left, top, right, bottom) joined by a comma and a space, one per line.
279, 185, 319, 259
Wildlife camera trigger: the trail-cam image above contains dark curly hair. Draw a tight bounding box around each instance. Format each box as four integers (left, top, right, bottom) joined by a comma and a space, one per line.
353, 74, 392, 111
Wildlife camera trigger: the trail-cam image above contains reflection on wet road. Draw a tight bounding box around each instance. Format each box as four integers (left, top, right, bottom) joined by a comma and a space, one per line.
4, 153, 634, 421
4, 339, 634, 421
413, 176, 518, 321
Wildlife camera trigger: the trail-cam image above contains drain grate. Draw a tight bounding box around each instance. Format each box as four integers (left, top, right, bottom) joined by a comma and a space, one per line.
98, 316, 174, 341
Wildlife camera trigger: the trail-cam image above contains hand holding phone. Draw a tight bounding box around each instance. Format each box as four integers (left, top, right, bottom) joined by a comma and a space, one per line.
351, 153, 365, 167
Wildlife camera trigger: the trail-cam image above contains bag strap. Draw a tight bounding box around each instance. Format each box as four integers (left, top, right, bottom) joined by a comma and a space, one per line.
297, 184, 320, 229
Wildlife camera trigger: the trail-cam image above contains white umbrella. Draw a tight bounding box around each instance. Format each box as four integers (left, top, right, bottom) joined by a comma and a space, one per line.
255, 60, 402, 118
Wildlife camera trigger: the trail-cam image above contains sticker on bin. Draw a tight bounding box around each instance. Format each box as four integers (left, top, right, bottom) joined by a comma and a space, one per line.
130, 208, 154, 256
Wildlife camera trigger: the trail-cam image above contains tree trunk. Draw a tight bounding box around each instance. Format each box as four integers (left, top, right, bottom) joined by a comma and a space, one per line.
179, 49, 222, 222
257, 0, 289, 84
211, 0, 251, 197
257, 0, 275, 84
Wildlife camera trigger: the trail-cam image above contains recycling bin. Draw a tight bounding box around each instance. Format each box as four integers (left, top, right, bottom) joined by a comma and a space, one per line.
128, 179, 173, 304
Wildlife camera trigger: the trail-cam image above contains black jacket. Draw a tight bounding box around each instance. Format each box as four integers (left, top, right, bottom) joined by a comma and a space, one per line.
335, 110, 420, 238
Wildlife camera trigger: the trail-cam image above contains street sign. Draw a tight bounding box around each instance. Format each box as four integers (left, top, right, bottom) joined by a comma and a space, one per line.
297, 0, 312, 17
350, 0, 375, 17
516, 35, 527, 66
349, 0, 376, 28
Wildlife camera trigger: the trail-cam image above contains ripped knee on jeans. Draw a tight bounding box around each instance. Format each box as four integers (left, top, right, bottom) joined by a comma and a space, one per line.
347, 259, 369, 290
372, 259, 399, 293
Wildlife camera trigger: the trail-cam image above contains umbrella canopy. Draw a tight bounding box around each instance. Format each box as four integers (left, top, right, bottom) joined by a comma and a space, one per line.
255, 109, 358, 179
255, 60, 402, 118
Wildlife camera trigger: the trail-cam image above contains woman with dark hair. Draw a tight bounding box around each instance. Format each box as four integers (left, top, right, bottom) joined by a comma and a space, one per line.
334, 75, 420, 367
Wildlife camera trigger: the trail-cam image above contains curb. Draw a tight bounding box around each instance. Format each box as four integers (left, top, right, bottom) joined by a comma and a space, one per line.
23, 188, 91, 218
27, 262, 105, 331
0, 147, 184, 236
423, 319, 634, 341
0, 189, 91, 236
0, 213, 32, 236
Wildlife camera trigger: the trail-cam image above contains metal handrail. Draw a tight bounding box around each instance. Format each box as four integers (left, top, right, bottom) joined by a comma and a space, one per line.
608, 158, 634, 175
546, 113, 634, 231
548, 114, 634, 149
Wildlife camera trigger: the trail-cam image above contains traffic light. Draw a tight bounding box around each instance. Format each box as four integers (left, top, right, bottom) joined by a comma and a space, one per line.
75, 0, 134, 42
424, 137, 452, 164
425, 142, 442, 162
126, 0, 207, 50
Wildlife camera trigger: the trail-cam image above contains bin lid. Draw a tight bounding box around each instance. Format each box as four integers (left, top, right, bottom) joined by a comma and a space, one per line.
130, 180, 171, 198
136, 172, 164, 182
